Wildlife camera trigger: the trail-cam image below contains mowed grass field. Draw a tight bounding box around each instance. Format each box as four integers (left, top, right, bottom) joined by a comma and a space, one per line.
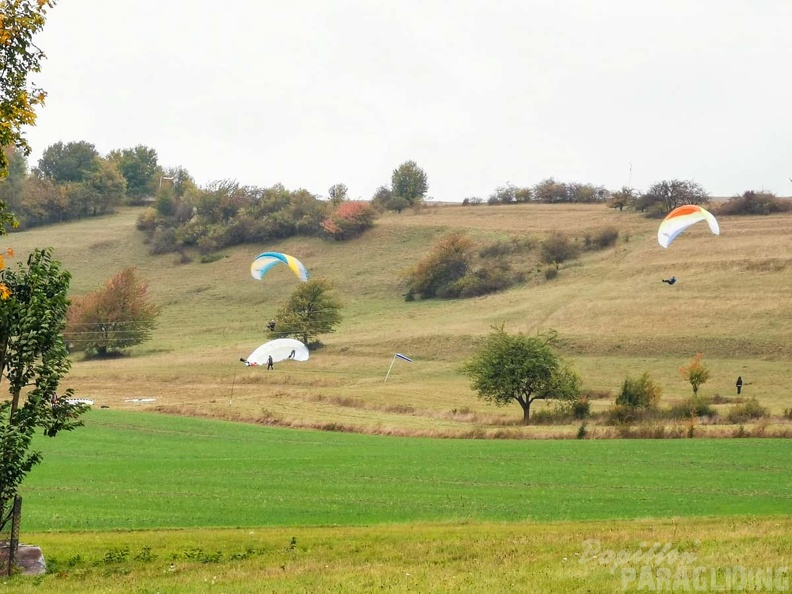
12, 203, 792, 433
13, 411, 792, 593
22, 410, 792, 531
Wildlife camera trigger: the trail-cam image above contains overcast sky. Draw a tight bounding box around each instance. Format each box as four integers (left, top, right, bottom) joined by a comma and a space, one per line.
25, 0, 792, 200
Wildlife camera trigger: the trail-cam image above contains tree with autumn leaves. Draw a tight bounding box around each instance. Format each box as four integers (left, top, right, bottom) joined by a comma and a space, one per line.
65, 267, 162, 357
1, 0, 56, 177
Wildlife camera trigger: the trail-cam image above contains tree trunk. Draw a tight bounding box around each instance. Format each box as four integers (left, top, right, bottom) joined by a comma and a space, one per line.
521, 402, 531, 425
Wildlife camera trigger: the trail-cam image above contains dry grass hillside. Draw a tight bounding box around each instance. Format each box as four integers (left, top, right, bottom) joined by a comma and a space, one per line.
12, 203, 792, 435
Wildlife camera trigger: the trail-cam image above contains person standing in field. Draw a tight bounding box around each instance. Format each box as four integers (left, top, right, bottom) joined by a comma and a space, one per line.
736, 376, 743, 395
267, 355, 274, 370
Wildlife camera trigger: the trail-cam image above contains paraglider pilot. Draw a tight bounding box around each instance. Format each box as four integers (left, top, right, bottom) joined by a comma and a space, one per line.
267, 355, 274, 370
736, 376, 743, 395
661, 276, 677, 285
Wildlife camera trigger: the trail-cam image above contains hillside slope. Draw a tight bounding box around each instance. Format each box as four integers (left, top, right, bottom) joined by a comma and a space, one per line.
13, 203, 792, 430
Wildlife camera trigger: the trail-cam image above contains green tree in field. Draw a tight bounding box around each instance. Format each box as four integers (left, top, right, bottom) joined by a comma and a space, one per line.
0, 247, 86, 530
0, 0, 57, 178
34, 140, 101, 184
461, 326, 581, 424
327, 182, 348, 207
679, 353, 710, 396
273, 279, 343, 348
65, 267, 162, 357
107, 145, 159, 203
391, 160, 428, 206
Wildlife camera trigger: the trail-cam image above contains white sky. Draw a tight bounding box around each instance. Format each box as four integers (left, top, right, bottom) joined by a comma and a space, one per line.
25, 0, 792, 200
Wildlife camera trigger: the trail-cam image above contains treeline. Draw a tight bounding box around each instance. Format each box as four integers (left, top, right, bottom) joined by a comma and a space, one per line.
0, 143, 434, 252
0, 142, 159, 228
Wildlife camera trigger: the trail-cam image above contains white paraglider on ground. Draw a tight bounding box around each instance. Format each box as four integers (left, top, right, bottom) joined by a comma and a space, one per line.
242, 338, 309, 366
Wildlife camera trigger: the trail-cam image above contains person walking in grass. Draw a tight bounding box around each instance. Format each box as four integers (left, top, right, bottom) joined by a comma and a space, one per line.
267, 355, 274, 370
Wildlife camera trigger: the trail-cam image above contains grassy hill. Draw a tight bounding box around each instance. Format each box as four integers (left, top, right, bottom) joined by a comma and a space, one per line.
12, 203, 792, 433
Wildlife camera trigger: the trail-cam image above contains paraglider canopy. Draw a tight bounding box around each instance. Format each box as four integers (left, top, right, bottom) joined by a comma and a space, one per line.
243, 339, 310, 366
251, 252, 308, 282
657, 205, 720, 248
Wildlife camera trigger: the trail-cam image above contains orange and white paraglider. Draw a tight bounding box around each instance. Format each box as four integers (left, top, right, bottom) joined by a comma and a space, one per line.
657, 205, 720, 248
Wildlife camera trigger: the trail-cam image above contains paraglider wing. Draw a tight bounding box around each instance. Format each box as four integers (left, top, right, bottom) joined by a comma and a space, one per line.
657, 205, 720, 248
245, 339, 310, 365
251, 252, 309, 282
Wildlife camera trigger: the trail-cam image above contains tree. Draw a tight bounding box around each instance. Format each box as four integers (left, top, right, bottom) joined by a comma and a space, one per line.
0, 247, 86, 530
391, 160, 428, 206
461, 327, 581, 424
107, 145, 158, 203
0, 147, 27, 213
607, 186, 637, 211
679, 353, 710, 396
65, 267, 161, 357
0, 0, 57, 178
533, 178, 568, 203
638, 180, 708, 215
327, 183, 348, 207
273, 279, 343, 347
35, 140, 100, 183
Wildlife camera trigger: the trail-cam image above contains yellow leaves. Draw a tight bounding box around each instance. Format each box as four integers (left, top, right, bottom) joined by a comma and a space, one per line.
0, 248, 14, 297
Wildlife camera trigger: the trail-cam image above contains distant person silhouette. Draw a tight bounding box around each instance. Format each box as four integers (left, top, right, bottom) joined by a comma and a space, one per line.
661, 276, 677, 285
736, 376, 743, 395
267, 355, 274, 370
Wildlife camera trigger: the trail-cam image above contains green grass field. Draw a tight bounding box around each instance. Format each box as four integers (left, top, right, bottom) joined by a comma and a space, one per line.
23, 410, 792, 531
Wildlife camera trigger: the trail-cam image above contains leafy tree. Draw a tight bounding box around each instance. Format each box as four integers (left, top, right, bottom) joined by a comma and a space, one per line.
607, 186, 637, 211
0, 247, 86, 530
370, 185, 393, 211
327, 183, 348, 207
461, 327, 581, 424
273, 279, 343, 347
533, 178, 568, 203
107, 145, 158, 202
638, 180, 708, 215
65, 267, 161, 357
65, 158, 126, 217
0, 147, 27, 214
679, 353, 710, 396
35, 140, 100, 183
0, 0, 57, 178
487, 184, 516, 205
391, 160, 428, 206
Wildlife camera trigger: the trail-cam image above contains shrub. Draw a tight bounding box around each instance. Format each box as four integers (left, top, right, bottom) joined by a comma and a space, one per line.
543, 266, 558, 280
717, 191, 792, 216
667, 396, 716, 419
150, 226, 178, 255
726, 398, 769, 424
405, 233, 474, 299
616, 372, 661, 409
583, 227, 619, 250
540, 232, 579, 264
321, 201, 378, 240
